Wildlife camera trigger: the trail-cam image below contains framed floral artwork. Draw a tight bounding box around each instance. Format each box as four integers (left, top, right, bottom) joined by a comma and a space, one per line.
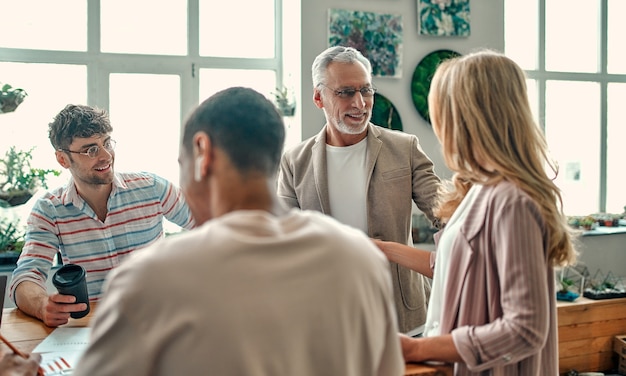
418, 0, 470, 37
328, 9, 403, 78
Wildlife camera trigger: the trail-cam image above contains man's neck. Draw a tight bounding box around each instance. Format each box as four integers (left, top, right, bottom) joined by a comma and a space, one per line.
74, 180, 113, 221
211, 172, 283, 219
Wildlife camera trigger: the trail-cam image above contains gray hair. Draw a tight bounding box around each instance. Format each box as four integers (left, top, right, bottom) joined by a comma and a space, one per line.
311, 46, 372, 88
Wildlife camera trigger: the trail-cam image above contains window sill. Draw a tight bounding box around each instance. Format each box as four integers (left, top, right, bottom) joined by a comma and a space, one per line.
582, 225, 626, 236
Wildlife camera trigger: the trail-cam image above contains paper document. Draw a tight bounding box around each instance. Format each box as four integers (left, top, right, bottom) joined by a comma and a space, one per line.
39, 351, 85, 375
34, 327, 91, 375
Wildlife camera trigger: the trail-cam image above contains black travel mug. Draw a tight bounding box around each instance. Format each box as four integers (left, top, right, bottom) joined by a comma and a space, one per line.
52, 264, 90, 319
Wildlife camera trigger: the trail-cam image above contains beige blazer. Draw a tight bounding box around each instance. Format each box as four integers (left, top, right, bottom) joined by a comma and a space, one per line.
277, 123, 442, 332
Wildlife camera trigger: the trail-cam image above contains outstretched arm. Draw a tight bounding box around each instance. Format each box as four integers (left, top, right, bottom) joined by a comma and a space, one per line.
400, 333, 462, 364
371, 239, 434, 279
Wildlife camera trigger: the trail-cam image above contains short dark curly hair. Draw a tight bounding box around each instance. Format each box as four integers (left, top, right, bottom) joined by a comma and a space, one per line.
48, 104, 113, 150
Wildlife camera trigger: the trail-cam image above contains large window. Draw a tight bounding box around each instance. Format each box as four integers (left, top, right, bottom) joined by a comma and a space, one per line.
0, 0, 295, 190
505, 0, 626, 215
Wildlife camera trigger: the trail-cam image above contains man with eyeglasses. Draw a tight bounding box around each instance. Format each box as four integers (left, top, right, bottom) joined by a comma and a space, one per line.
277, 46, 442, 336
10, 104, 194, 327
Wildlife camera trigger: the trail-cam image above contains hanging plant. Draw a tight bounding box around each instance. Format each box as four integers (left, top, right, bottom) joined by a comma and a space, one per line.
0, 83, 28, 114
0, 146, 61, 206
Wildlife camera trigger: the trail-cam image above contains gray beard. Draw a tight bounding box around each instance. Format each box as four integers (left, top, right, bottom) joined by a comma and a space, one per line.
335, 114, 371, 135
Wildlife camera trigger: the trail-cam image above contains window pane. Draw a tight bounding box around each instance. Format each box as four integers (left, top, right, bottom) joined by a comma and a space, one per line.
199, 69, 276, 102
607, 84, 626, 213
101, 1, 187, 55
545, 81, 600, 215
199, 0, 275, 58
109, 74, 181, 185
504, 0, 538, 70
0, 1, 86, 51
607, 0, 626, 74
526, 79, 539, 125
0, 63, 87, 189
545, 0, 600, 73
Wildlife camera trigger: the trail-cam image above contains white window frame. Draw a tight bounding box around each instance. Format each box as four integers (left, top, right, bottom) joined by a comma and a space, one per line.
506, 0, 626, 214
0, 0, 286, 143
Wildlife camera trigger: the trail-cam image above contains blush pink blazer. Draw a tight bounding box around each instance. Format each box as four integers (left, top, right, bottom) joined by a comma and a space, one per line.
434, 181, 558, 375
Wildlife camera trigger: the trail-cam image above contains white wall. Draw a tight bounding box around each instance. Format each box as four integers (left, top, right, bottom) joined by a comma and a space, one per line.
300, 0, 505, 180
578, 232, 626, 280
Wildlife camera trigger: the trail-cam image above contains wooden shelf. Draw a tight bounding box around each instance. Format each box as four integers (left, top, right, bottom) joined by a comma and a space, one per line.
557, 297, 626, 374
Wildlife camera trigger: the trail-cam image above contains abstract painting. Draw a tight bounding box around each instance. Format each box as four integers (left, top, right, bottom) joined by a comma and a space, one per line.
418, 0, 470, 37
328, 9, 403, 78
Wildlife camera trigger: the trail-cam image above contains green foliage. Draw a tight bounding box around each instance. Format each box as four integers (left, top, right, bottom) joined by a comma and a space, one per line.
419, 0, 470, 37
371, 93, 402, 131
0, 146, 61, 194
271, 86, 295, 116
411, 50, 461, 124
0, 216, 25, 253
0, 82, 28, 114
579, 216, 596, 227
328, 9, 402, 77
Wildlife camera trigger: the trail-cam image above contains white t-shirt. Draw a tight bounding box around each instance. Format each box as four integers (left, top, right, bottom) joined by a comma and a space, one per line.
326, 138, 368, 233
423, 184, 483, 337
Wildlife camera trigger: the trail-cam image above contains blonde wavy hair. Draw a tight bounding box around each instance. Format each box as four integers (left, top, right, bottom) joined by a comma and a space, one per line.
428, 49, 577, 267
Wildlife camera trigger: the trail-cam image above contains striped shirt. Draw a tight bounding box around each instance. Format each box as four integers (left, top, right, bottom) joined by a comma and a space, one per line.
10, 171, 194, 302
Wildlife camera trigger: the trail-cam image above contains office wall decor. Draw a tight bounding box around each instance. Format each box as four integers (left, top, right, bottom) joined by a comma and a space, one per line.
418, 0, 470, 37
328, 9, 403, 78
411, 49, 461, 124
371, 92, 402, 131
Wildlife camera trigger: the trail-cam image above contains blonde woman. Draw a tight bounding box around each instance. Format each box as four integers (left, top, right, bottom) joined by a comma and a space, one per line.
379, 50, 578, 375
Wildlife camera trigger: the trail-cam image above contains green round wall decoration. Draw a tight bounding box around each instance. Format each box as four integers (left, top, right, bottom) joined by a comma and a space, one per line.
411, 49, 462, 125
371, 92, 402, 131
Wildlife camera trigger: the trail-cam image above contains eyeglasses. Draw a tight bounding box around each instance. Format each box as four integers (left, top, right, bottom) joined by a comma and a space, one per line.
59, 139, 116, 158
319, 84, 377, 99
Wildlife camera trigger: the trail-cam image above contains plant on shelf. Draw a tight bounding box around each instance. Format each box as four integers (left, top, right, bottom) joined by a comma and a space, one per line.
583, 270, 626, 300
610, 213, 622, 226
271, 86, 296, 117
0, 146, 61, 206
0, 215, 25, 257
579, 216, 596, 230
567, 216, 580, 229
555, 266, 585, 302
0, 82, 28, 114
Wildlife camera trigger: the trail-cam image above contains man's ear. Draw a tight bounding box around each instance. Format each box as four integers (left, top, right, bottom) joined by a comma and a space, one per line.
313, 88, 324, 109
192, 132, 211, 181
55, 150, 70, 169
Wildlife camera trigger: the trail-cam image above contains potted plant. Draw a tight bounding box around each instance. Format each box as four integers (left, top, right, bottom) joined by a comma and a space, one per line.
567, 216, 580, 229
272, 86, 296, 117
556, 266, 585, 302
583, 270, 626, 300
0, 82, 28, 114
0, 146, 61, 206
610, 213, 621, 227
556, 277, 579, 302
0, 214, 25, 264
579, 216, 596, 231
